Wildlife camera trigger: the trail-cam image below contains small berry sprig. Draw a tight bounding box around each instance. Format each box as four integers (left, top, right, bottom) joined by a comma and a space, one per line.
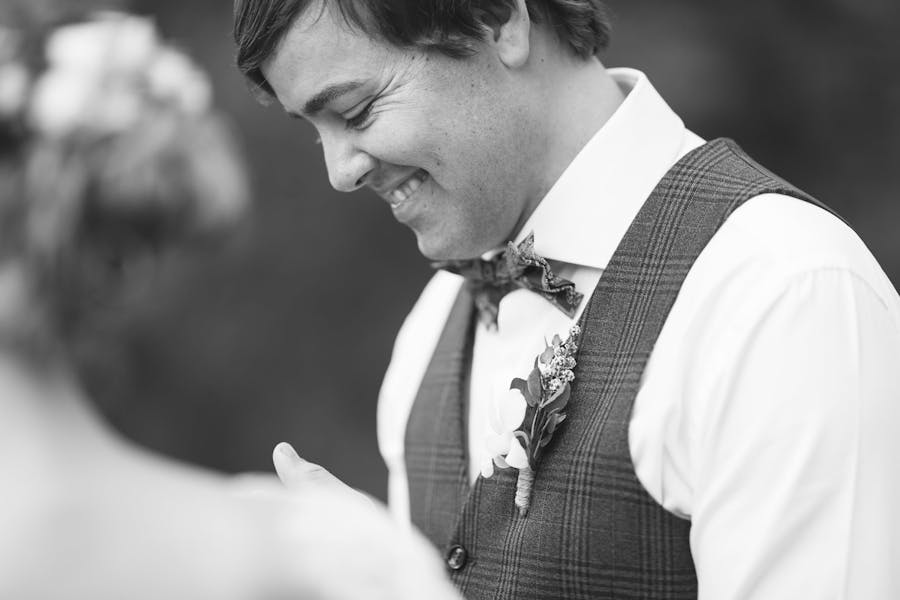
509, 324, 581, 516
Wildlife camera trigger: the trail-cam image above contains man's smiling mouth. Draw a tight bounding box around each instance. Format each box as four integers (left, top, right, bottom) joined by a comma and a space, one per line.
389, 169, 430, 207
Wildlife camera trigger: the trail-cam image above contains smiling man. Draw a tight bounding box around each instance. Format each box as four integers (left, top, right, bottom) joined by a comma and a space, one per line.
234, 1, 900, 598
237, 0, 624, 260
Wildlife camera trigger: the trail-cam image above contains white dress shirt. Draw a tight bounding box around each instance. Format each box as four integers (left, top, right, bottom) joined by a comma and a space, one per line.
378, 69, 900, 598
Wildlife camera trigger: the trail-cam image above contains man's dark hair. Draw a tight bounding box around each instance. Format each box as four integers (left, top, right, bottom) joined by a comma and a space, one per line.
234, 0, 612, 101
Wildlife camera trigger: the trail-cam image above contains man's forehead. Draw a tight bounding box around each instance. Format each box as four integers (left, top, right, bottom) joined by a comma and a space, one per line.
262, 6, 380, 108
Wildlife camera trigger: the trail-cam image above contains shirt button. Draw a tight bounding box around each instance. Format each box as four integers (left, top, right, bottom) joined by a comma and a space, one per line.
446, 544, 468, 570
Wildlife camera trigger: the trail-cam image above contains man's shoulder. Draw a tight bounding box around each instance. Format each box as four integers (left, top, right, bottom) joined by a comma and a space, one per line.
712, 192, 891, 290
677, 191, 900, 334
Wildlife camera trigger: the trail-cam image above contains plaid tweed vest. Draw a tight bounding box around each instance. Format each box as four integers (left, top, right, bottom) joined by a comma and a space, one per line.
404, 139, 829, 599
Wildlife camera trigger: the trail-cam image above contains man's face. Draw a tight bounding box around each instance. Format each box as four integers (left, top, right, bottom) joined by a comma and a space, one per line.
262, 3, 541, 259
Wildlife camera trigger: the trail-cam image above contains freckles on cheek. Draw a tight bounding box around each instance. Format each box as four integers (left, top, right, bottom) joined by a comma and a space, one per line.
418, 141, 444, 174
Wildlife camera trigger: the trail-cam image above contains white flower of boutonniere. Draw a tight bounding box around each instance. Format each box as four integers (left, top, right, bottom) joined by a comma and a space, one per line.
481, 389, 530, 478
482, 324, 581, 516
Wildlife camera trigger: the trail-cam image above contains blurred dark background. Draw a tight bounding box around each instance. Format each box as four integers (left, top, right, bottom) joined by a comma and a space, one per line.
74, 0, 900, 501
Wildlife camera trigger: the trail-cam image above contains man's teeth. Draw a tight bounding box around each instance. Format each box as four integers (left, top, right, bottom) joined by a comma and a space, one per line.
391, 172, 427, 203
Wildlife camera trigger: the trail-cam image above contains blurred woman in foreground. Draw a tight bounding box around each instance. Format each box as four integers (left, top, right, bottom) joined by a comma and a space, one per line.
0, 12, 458, 600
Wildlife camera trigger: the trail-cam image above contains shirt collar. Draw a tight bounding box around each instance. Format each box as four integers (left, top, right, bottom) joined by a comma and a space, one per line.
512, 68, 695, 269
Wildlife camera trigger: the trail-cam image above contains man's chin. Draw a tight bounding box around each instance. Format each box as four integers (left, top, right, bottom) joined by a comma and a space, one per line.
415, 236, 494, 262
415, 233, 472, 262
415, 240, 451, 262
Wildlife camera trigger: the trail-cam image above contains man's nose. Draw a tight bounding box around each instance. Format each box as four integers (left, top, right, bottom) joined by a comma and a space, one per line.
321, 132, 376, 193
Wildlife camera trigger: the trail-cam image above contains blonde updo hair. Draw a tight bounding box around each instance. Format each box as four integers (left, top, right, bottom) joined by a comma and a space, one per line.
0, 12, 248, 360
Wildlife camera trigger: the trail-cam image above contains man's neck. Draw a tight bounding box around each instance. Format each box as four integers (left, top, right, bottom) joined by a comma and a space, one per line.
512, 46, 626, 240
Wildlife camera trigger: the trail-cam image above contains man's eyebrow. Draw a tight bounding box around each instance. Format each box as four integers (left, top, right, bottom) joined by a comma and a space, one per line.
288, 80, 367, 119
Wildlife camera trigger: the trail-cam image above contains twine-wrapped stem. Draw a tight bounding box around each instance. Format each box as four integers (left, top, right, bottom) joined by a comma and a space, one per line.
515, 465, 534, 516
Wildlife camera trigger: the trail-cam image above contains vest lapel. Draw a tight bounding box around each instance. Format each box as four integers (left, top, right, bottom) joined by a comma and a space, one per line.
404, 286, 477, 544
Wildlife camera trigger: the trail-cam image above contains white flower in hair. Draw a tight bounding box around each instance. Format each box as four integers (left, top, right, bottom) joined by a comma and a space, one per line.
0, 26, 29, 119
44, 12, 158, 73
30, 67, 140, 136
147, 47, 211, 115
0, 62, 29, 119
28, 12, 212, 137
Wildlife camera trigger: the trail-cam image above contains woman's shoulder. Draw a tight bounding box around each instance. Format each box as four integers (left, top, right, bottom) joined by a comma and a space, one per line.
0, 435, 274, 600
1, 444, 459, 600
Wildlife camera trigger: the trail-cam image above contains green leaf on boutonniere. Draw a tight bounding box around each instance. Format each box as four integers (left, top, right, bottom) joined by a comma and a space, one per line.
547, 412, 567, 434
538, 413, 567, 448
543, 384, 570, 412
513, 430, 533, 468
526, 367, 542, 401
510, 377, 527, 394
539, 345, 555, 365
510, 377, 538, 407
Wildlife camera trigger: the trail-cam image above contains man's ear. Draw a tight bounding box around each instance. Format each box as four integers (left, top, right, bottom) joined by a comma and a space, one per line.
478, 0, 531, 69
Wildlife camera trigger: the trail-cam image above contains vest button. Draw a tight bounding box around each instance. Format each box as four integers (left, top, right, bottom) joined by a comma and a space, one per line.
446, 544, 468, 570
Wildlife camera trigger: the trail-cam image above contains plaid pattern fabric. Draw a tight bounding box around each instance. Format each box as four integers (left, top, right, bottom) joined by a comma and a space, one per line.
404, 139, 831, 599
405, 289, 477, 543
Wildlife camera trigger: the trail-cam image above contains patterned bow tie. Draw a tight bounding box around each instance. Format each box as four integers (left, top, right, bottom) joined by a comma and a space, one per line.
433, 233, 583, 329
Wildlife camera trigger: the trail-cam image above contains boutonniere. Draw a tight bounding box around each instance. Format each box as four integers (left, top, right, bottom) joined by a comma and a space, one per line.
481, 325, 581, 516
